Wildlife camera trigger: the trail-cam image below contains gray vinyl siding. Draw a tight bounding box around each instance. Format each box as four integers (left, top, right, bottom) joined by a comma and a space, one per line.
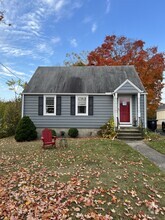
132, 95, 136, 123
140, 94, 145, 126
117, 82, 140, 93
24, 95, 113, 128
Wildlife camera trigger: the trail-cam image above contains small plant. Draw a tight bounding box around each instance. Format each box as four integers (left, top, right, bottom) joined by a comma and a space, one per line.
133, 117, 137, 127
144, 129, 161, 141
51, 129, 56, 137
60, 131, 65, 137
99, 117, 117, 140
68, 128, 79, 138
15, 116, 37, 142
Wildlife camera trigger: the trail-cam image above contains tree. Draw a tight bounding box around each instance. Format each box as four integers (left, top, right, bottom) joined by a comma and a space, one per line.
87, 35, 165, 118
2, 100, 21, 136
0, 100, 21, 138
64, 51, 88, 66
6, 79, 25, 100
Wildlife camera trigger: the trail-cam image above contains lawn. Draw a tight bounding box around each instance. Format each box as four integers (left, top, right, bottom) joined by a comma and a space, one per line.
144, 131, 165, 155
0, 137, 165, 219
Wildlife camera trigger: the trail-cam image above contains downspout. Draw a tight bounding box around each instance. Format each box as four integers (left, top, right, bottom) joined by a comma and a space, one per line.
21, 94, 24, 118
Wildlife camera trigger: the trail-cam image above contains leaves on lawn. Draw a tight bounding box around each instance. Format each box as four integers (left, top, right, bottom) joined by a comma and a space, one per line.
0, 137, 165, 219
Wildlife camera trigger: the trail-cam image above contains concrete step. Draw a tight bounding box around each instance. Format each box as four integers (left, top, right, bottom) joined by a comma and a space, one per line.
117, 127, 143, 140
117, 133, 143, 137
117, 136, 143, 140
119, 128, 140, 132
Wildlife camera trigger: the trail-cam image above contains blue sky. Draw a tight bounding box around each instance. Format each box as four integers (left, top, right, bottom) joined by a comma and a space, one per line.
0, 0, 165, 101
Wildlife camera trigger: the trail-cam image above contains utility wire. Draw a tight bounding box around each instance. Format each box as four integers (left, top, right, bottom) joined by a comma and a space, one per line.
0, 62, 22, 80
0, 74, 9, 81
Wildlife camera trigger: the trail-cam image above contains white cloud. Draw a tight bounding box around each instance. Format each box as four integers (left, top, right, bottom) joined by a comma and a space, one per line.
36, 43, 47, 52
36, 43, 54, 56
54, 0, 68, 13
0, 1, 82, 69
21, 12, 42, 36
106, 0, 111, 14
0, 65, 26, 79
41, 0, 82, 21
42, 0, 55, 5
51, 36, 61, 44
70, 38, 78, 47
91, 23, 97, 33
0, 44, 33, 57
82, 16, 92, 24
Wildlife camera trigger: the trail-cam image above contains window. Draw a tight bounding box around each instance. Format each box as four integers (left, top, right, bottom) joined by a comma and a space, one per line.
44, 95, 56, 115
76, 96, 88, 115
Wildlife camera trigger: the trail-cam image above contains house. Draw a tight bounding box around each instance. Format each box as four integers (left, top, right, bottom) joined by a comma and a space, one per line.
22, 66, 147, 136
156, 104, 165, 129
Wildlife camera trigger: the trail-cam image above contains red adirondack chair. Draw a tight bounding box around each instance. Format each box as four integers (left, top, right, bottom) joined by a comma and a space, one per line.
41, 128, 57, 148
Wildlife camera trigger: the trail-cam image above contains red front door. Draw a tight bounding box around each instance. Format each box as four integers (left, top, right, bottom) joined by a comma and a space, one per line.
120, 97, 130, 123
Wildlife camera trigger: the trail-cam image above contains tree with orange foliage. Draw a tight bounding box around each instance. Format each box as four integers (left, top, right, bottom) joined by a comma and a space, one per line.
87, 35, 165, 118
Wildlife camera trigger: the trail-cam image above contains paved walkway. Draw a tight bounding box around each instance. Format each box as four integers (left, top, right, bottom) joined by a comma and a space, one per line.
125, 141, 165, 172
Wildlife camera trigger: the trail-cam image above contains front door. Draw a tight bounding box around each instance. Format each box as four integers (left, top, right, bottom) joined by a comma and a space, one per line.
119, 97, 131, 124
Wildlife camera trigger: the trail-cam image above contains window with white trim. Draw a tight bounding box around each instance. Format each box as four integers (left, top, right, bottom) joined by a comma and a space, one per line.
76, 96, 88, 115
44, 95, 56, 115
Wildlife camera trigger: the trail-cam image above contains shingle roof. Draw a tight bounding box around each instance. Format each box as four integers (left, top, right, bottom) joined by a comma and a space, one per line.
23, 66, 145, 94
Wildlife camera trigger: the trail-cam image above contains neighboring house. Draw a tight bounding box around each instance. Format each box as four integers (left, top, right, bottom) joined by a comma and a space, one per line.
156, 104, 165, 129
22, 66, 147, 136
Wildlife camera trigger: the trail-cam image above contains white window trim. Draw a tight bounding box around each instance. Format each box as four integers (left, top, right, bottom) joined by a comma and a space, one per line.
44, 95, 56, 116
76, 95, 88, 116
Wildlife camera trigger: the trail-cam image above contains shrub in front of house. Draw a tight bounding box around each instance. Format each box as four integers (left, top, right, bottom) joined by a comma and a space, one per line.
15, 116, 37, 142
51, 129, 56, 137
99, 117, 117, 140
68, 128, 79, 138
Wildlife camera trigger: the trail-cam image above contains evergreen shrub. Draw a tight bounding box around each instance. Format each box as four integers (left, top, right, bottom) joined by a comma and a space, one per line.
68, 128, 79, 138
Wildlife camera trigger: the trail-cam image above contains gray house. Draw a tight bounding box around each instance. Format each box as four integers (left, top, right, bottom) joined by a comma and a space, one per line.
22, 66, 147, 136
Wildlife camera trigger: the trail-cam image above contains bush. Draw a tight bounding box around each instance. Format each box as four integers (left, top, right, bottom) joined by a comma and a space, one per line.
144, 129, 161, 141
68, 128, 79, 138
51, 129, 56, 136
99, 117, 117, 140
15, 116, 37, 142
0, 100, 21, 138
0, 129, 7, 139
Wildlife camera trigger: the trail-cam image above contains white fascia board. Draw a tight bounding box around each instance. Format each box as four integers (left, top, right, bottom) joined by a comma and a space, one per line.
105, 92, 113, 95
114, 79, 143, 93
22, 92, 107, 96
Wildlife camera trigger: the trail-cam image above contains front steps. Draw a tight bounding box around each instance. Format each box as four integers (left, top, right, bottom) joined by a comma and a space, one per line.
117, 127, 143, 140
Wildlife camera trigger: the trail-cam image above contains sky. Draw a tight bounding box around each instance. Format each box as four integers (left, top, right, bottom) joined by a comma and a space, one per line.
0, 0, 165, 102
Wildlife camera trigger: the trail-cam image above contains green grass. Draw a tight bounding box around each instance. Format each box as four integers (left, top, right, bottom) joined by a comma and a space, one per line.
0, 137, 165, 219
144, 131, 165, 155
